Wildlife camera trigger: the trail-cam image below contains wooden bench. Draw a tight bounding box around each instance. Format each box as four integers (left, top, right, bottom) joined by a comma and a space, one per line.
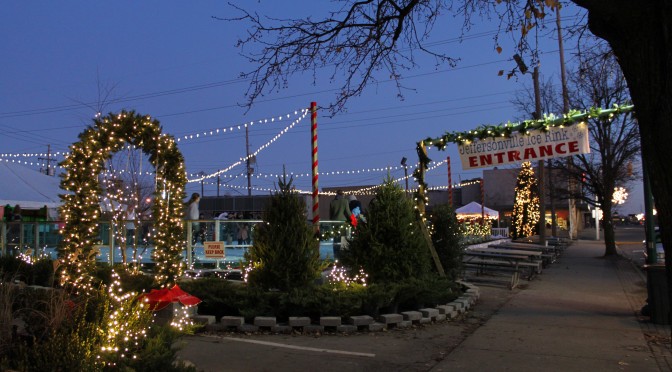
462, 251, 542, 289
490, 243, 562, 264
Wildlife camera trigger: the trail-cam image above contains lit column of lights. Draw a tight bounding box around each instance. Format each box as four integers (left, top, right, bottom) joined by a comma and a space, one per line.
175, 108, 307, 143
511, 161, 540, 238
59, 111, 187, 293
187, 109, 309, 183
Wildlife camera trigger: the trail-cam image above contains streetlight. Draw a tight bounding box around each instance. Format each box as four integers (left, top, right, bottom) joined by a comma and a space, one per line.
401, 157, 409, 196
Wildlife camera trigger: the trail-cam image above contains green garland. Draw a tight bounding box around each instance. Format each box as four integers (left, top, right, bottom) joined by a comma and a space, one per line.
58, 111, 187, 291
413, 104, 635, 212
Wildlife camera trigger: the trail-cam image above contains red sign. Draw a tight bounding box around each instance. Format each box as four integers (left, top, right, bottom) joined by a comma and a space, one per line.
203, 241, 225, 259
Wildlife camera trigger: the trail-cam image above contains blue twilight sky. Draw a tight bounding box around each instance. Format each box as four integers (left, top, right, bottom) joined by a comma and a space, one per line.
0, 1, 644, 214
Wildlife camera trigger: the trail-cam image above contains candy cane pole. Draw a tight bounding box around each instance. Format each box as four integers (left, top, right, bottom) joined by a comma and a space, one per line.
311, 102, 319, 233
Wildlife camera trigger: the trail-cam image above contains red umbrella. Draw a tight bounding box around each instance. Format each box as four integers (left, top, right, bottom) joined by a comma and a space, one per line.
139, 285, 201, 311
170, 284, 202, 307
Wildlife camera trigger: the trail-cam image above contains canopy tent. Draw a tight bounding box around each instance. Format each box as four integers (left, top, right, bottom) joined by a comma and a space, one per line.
455, 201, 499, 220
0, 162, 62, 210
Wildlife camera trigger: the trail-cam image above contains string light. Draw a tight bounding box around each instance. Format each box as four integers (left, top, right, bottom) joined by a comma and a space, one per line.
188, 109, 309, 182
175, 109, 306, 143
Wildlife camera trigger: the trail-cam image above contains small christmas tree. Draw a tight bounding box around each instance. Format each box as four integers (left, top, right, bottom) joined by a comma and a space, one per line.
511, 161, 541, 239
429, 204, 464, 281
341, 177, 432, 284
244, 172, 322, 291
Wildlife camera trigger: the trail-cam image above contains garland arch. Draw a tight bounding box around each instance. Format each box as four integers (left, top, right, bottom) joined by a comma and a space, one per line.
58, 111, 187, 291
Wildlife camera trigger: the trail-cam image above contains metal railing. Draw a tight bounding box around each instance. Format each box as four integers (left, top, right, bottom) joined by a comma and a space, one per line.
0, 219, 349, 268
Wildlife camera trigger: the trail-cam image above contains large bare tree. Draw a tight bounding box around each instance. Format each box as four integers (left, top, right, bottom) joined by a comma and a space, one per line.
512, 42, 640, 257
227, 0, 672, 325
561, 43, 639, 256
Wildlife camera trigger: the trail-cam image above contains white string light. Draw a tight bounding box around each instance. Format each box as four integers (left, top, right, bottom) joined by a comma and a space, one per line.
188, 109, 309, 182
175, 109, 307, 143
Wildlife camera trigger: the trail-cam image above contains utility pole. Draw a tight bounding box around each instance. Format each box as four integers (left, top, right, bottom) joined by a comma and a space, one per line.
38, 144, 55, 176
556, 5, 575, 240
534, 66, 546, 245
245, 125, 252, 196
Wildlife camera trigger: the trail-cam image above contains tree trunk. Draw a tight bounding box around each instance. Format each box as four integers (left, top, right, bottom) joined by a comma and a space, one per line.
574, 0, 672, 328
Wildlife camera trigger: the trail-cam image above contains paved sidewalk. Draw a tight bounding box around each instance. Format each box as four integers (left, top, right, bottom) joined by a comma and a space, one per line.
433, 239, 672, 371
177, 238, 672, 371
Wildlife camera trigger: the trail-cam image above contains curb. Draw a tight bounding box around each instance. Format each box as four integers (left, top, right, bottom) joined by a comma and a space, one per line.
190, 281, 480, 334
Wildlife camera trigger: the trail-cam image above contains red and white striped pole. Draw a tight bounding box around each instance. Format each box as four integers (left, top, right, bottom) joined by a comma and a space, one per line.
480, 178, 485, 225
447, 156, 452, 208
311, 102, 320, 232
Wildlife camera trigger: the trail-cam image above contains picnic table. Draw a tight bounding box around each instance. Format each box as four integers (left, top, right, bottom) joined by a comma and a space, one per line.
463, 249, 543, 289
489, 242, 562, 264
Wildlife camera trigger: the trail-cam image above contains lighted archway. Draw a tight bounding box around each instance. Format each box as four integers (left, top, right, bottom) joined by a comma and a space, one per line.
58, 111, 187, 291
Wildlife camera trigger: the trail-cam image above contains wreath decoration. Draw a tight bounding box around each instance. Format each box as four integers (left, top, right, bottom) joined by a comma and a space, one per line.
58, 111, 187, 291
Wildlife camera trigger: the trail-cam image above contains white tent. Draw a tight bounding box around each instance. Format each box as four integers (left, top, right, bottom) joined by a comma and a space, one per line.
455, 201, 499, 219
0, 161, 62, 210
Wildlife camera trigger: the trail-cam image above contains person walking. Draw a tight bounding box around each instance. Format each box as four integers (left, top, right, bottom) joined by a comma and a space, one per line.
185, 193, 201, 244
329, 190, 351, 260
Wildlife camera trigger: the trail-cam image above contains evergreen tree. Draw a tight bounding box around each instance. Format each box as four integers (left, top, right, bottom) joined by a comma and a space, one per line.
429, 204, 464, 281
244, 173, 322, 291
341, 177, 432, 284
511, 162, 541, 239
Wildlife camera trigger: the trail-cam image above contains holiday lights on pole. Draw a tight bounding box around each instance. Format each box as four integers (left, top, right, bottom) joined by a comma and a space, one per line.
511, 161, 540, 238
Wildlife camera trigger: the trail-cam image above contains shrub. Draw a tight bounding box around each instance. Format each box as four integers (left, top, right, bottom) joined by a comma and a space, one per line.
244, 173, 324, 291
341, 177, 432, 284
429, 204, 465, 280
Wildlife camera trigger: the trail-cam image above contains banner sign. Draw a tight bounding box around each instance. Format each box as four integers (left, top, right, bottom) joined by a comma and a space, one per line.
458, 122, 590, 170
204, 241, 225, 259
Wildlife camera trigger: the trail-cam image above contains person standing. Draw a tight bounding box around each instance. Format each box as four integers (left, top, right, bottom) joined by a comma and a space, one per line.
185, 193, 201, 244
329, 190, 351, 260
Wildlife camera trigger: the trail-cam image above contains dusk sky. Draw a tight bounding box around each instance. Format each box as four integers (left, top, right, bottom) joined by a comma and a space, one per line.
0, 1, 644, 214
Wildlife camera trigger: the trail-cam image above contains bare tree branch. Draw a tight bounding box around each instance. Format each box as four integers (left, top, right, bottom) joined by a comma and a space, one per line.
220, 0, 562, 114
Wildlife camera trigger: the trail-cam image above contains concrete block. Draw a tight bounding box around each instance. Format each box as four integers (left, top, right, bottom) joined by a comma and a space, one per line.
419, 308, 439, 319
379, 313, 403, 324
254, 316, 277, 327
397, 320, 413, 328
419, 317, 431, 325
190, 315, 216, 325
349, 315, 374, 326
367, 322, 386, 332
319, 316, 342, 327
435, 314, 447, 322
436, 305, 452, 315
288, 317, 311, 327
401, 311, 422, 321
449, 301, 464, 313
455, 298, 471, 311
220, 316, 244, 326
337, 324, 358, 333
238, 324, 259, 333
